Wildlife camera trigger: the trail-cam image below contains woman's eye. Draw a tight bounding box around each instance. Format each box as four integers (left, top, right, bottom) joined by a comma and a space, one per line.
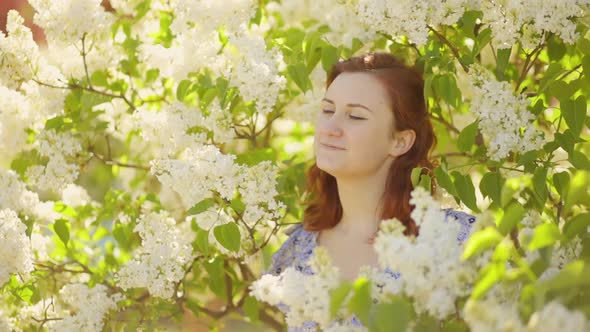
349, 115, 367, 120
322, 109, 334, 114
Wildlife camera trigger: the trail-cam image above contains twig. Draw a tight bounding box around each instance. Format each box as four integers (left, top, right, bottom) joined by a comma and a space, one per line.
427, 25, 470, 73
90, 151, 150, 171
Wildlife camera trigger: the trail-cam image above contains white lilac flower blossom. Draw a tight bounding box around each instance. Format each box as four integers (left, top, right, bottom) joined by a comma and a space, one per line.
266, 0, 373, 47
116, 210, 194, 299
133, 99, 235, 158
526, 300, 589, 332
25, 130, 82, 193
28, 0, 115, 47
0, 209, 34, 286
0, 170, 60, 224
250, 247, 342, 330
0, 310, 18, 332
462, 282, 525, 331
150, 145, 241, 208
481, 0, 588, 49
226, 32, 287, 115
0, 86, 33, 163
49, 284, 120, 332
373, 187, 483, 318
353, 0, 477, 46
467, 64, 545, 161
0, 11, 40, 88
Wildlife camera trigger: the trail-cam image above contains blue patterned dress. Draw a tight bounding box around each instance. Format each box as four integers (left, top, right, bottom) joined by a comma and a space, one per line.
265, 208, 477, 331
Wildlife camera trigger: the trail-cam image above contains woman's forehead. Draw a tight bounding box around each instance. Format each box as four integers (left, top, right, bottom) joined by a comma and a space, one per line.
324, 72, 391, 110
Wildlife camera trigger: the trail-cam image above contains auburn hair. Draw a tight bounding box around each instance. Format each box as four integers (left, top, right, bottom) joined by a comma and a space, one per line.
302, 52, 438, 236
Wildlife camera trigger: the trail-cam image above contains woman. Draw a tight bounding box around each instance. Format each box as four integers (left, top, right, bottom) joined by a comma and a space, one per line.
266, 52, 476, 330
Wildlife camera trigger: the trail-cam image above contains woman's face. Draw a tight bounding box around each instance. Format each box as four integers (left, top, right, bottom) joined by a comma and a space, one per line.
313, 72, 398, 178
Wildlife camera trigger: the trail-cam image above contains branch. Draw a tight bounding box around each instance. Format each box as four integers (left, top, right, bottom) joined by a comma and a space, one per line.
427, 25, 470, 73
90, 151, 150, 171
81, 33, 93, 90
516, 42, 545, 91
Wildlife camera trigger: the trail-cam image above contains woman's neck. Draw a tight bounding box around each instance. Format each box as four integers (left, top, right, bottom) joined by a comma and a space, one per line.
333, 161, 392, 239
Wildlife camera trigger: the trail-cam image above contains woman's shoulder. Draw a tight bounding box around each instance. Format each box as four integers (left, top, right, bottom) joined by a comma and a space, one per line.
442, 207, 477, 225
441, 208, 477, 243
266, 223, 316, 276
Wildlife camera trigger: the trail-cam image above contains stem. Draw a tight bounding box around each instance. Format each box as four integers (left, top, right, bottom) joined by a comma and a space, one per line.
81, 33, 93, 90
427, 25, 470, 73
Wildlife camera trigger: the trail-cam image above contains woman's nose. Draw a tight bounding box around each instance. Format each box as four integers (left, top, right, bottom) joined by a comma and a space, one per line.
322, 115, 343, 137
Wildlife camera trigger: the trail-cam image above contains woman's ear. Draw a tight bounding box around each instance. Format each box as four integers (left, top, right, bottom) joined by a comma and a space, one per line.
389, 129, 416, 157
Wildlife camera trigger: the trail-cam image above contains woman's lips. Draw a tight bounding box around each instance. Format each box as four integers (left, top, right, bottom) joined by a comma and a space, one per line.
320, 143, 345, 150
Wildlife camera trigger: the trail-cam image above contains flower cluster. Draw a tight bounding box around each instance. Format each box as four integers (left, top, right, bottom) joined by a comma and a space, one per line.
116, 210, 194, 299
25, 130, 82, 193
267, 0, 373, 47
0, 10, 39, 87
481, 0, 588, 49
373, 187, 482, 318
527, 300, 589, 332
0, 170, 59, 224
0, 209, 34, 286
226, 32, 287, 115
51, 284, 120, 331
250, 247, 341, 329
0, 86, 33, 162
352, 0, 476, 46
28, 0, 115, 46
150, 145, 240, 208
463, 289, 525, 332
19, 284, 119, 331
152, 145, 284, 255
467, 64, 545, 161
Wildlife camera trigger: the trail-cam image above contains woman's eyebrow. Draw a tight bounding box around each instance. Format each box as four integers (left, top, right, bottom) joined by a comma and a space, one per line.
322, 98, 373, 113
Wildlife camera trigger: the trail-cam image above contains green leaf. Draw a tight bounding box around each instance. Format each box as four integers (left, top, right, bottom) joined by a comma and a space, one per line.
187, 198, 216, 215
495, 47, 511, 80
287, 63, 310, 92
145, 68, 160, 85
532, 167, 548, 207
243, 296, 260, 322
435, 74, 459, 107
569, 150, 590, 170
471, 263, 505, 300
578, 38, 590, 55
194, 225, 210, 256
563, 213, 590, 240
321, 44, 339, 72
497, 202, 525, 236
53, 219, 70, 246
462, 227, 503, 260
528, 223, 562, 251
414, 314, 439, 332
538, 260, 590, 292
479, 171, 504, 205
213, 223, 241, 253
373, 298, 413, 332
553, 171, 570, 197
330, 282, 352, 318
561, 96, 587, 136
434, 166, 458, 197
230, 197, 246, 215
411, 167, 422, 187
564, 170, 590, 214
90, 70, 108, 87
176, 79, 192, 101
547, 80, 572, 102
451, 172, 479, 212
348, 277, 372, 326
457, 121, 478, 152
